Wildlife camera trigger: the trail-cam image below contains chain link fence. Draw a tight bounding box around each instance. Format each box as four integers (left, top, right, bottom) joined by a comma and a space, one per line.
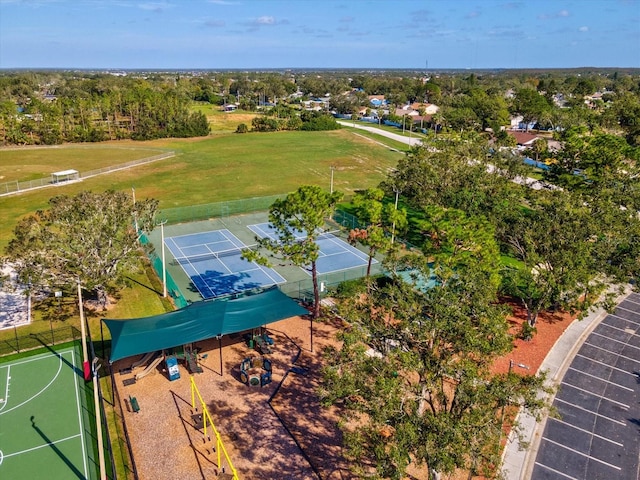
157, 194, 285, 225
0, 325, 81, 357
0, 151, 175, 197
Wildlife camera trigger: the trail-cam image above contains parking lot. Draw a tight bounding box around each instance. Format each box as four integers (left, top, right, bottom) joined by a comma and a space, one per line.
531, 292, 640, 479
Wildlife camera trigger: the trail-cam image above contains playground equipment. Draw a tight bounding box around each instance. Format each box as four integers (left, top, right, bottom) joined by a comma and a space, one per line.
135, 353, 163, 380
184, 343, 203, 374
244, 330, 275, 355
131, 351, 156, 370
190, 377, 239, 479
239, 356, 272, 387
166, 355, 181, 381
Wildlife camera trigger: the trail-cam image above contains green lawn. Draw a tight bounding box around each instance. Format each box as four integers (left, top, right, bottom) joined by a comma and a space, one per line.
0, 144, 167, 183
0, 130, 403, 251
0, 129, 402, 346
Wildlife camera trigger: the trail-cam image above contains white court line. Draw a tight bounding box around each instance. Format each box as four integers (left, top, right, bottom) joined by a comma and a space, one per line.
247, 223, 276, 241
219, 229, 247, 249
554, 397, 626, 426
567, 366, 634, 392
0, 352, 63, 416
0, 365, 10, 413
547, 416, 624, 446
575, 353, 637, 377
560, 382, 630, 409
541, 437, 621, 471
2, 434, 82, 459
583, 341, 640, 366
534, 462, 579, 479
72, 349, 89, 478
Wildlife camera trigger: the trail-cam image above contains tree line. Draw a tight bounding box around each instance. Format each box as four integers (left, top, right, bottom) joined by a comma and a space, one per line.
0, 75, 209, 144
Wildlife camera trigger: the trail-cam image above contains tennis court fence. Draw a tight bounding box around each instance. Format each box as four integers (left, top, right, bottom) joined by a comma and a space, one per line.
0, 325, 82, 357
139, 233, 189, 309
158, 194, 285, 224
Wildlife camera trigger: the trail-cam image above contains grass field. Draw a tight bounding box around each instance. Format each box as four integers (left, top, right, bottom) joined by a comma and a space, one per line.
0, 343, 101, 480
0, 129, 403, 251
0, 145, 167, 183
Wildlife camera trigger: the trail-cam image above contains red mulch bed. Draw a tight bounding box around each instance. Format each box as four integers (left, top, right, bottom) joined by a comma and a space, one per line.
492, 297, 576, 376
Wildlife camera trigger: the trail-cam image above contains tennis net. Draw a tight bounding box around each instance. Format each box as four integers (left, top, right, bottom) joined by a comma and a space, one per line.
172, 246, 253, 265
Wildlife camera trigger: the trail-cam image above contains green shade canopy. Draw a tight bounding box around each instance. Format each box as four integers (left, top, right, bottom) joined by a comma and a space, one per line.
103, 288, 309, 362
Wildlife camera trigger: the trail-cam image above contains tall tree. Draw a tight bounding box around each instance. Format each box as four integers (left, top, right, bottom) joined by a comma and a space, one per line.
322, 257, 551, 479
348, 188, 408, 279
502, 191, 603, 326
4, 190, 158, 308
243, 185, 342, 319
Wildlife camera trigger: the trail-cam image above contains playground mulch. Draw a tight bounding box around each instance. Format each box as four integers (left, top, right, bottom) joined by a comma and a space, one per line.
112, 312, 351, 480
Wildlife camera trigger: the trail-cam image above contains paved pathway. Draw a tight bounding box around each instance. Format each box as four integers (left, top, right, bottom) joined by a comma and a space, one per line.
338, 121, 554, 189
501, 288, 638, 479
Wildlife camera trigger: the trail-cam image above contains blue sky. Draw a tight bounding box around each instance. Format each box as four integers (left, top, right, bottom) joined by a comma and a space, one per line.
1, 0, 638, 69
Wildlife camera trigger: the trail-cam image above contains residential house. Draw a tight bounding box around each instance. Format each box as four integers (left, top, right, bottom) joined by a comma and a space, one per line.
508, 131, 541, 149
368, 95, 387, 107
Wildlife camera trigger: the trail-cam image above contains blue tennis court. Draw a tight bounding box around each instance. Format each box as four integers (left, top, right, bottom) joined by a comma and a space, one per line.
248, 222, 375, 275
164, 229, 286, 299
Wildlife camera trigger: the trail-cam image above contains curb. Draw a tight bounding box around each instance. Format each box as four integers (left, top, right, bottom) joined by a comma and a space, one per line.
501, 287, 632, 479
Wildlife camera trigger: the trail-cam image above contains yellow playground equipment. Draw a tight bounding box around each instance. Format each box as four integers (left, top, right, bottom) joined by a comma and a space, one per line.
190, 376, 239, 479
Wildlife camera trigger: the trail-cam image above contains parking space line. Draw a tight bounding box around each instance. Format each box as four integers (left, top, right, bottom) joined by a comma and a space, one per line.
542, 438, 622, 470
555, 397, 626, 426
560, 382, 630, 409
567, 366, 634, 392
599, 322, 638, 335
548, 417, 624, 446
590, 331, 640, 353
575, 353, 636, 377
534, 462, 579, 479
583, 342, 640, 365
610, 311, 640, 325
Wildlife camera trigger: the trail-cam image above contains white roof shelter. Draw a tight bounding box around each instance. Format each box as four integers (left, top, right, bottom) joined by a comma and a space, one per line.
51, 169, 79, 183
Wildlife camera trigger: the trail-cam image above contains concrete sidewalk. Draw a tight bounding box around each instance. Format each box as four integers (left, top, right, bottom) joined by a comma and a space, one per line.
500, 288, 632, 479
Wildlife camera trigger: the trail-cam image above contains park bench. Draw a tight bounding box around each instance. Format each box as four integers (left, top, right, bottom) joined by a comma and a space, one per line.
129, 395, 140, 413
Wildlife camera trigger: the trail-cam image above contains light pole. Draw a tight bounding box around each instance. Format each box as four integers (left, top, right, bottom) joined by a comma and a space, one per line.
330, 166, 335, 194
501, 359, 530, 438
77, 280, 89, 381
132, 186, 138, 232
391, 187, 400, 244
92, 357, 107, 480
159, 220, 168, 298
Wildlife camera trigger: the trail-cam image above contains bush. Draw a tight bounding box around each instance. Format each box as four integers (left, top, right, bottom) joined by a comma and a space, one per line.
235, 123, 249, 133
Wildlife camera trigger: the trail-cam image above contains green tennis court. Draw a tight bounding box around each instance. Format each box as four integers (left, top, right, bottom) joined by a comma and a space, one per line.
0, 343, 99, 479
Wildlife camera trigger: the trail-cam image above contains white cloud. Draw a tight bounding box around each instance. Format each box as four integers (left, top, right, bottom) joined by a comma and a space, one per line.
138, 2, 172, 12
538, 9, 571, 20
256, 15, 275, 25
579, 26, 589, 32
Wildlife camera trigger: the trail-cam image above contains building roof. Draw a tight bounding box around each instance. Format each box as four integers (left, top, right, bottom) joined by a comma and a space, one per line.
508, 131, 540, 146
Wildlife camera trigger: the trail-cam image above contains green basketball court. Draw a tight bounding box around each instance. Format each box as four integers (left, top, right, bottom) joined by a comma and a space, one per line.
0, 343, 100, 479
